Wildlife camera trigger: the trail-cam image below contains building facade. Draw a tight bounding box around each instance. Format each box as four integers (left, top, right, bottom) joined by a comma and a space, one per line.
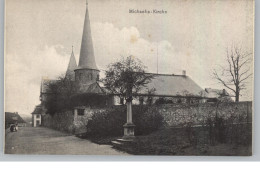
31, 105, 44, 127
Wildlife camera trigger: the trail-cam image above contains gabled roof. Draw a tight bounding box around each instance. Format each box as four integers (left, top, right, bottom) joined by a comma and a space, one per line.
205, 88, 229, 98
138, 73, 205, 97
32, 105, 44, 114
78, 82, 105, 94
5, 112, 26, 124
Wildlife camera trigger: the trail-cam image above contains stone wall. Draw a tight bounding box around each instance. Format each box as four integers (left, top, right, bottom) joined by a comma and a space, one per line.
155, 101, 252, 127
42, 101, 252, 134
73, 107, 107, 134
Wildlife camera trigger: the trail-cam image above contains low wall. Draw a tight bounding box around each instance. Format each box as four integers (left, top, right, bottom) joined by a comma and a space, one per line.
74, 107, 107, 134
42, 101, 252, 134
155, 101, 252, 126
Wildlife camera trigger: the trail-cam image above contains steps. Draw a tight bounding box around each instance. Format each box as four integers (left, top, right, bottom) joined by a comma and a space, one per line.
111, 138, 134, 145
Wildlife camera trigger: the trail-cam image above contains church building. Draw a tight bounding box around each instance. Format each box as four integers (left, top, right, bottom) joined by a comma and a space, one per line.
38, 1, 224, 116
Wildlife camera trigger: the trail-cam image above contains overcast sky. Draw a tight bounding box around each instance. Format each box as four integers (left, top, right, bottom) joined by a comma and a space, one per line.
5, 0, 254, 115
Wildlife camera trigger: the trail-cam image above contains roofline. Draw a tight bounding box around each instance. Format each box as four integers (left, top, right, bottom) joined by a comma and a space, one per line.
95, 82, 106, 94
145, 72, 187, 77
71, 92, 106, 97
74, 68, 100, 72
110, 93, 215, 100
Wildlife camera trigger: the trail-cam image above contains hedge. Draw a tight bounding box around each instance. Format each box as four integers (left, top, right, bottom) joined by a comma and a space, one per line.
86, 105, 165, 137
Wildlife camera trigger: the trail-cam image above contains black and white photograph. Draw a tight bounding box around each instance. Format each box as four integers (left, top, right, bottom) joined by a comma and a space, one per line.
4, 0, 254, 155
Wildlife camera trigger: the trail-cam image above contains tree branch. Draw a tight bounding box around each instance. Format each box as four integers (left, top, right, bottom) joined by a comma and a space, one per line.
213, 70, 236, 93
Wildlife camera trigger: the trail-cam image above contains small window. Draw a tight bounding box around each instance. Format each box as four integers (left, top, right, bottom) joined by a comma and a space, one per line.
36, 114, 40, 118
147, 97, 153, 105
78, 109, 84, 116
139, 97, 144, 105
120, 97, 124, 105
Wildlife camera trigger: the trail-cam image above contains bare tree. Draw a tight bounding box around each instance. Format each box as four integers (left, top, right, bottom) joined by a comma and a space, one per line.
213, 45, 252, 102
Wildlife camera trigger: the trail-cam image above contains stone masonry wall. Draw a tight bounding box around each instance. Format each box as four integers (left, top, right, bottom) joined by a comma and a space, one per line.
42, 101, 252, 134
155, 101, 252, 127
73, 107, 107, 134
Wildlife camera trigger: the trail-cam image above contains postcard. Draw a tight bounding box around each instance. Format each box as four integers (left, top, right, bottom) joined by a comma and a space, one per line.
4, 0, 254, 155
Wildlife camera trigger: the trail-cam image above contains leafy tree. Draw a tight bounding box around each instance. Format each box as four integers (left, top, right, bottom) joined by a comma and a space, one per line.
102, 55, 154, 102
44, 74, 77, 114
102, 55, 154, 130
213, 45, 252, 102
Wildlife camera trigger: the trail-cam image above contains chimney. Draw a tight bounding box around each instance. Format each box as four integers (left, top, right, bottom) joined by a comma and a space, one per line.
182, 70, 186, 76
223, 89, 226, 95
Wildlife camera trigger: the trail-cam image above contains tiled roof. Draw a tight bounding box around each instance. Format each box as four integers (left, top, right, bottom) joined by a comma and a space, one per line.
32, 105, 44, 114
5, 112, 26, 124
78, 82, 105, 94
40, 73, 210, 98
205, 88, 229, 98
138, 74, 205, 97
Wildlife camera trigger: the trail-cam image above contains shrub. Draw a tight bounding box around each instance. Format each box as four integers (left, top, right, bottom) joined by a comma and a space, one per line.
87, 106, 126, 137
201, 115, 251, 146
86, 105, 164, 137
133, 106, 165, 135
155, 98, 173, 105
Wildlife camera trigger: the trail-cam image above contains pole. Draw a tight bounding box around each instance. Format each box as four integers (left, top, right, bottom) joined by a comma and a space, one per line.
126, 101, 132, 124
157, 43, 158, 74
123, 87, 135, 139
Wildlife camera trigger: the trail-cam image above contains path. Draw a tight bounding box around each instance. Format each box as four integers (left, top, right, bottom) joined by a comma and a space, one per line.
5, 126, 128, 155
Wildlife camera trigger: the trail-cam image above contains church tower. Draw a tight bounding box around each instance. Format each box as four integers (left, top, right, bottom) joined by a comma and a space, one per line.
74, 0, 100, 89
65, 46, 77, 80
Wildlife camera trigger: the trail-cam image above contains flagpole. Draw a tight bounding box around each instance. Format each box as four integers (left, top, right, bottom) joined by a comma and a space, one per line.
157, 43, 158, 74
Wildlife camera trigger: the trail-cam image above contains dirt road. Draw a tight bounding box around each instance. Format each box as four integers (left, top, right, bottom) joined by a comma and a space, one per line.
5, 126, 128, 155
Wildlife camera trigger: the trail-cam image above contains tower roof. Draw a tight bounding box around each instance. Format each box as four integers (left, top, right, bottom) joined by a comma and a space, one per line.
65, 47, 77, 78
77, 1, 98, 70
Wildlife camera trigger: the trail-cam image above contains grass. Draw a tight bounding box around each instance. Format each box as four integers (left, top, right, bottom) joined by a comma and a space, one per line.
82, 126, 252, 156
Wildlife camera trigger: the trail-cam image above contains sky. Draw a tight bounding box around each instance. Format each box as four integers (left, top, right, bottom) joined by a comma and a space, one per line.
5, 0, 254, 115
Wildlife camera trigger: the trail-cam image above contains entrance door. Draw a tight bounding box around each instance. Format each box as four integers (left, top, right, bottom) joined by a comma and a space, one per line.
36, 120, 40, 127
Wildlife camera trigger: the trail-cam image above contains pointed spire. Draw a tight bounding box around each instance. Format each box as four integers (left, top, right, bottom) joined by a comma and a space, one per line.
77, 0, 98, 70
65, 46, 77, 79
